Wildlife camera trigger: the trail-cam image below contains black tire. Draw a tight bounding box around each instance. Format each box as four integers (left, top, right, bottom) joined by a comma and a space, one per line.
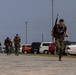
66, 53, 71, 56
24, 51, 28, 54
34, 50, 38, 54
44, 50, 49, 54
51, 51, 54, 55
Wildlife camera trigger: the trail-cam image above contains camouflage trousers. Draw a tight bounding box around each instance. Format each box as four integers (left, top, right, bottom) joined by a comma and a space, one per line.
55, 38, 65, 59
15, 45, 20, 55
6, 46, 10, 55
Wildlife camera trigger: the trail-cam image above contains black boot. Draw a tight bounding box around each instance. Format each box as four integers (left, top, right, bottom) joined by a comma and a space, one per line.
59, 49, 62, 61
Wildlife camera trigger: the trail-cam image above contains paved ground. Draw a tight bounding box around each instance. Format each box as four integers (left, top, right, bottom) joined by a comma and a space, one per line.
0, 54, 76, 75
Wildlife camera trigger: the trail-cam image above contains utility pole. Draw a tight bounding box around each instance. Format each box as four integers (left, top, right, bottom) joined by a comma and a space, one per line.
25, 22, 27, 44
52, 0, 54, 29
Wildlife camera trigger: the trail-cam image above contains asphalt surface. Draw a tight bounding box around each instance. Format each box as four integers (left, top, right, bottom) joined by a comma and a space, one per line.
0, 53, 76, 75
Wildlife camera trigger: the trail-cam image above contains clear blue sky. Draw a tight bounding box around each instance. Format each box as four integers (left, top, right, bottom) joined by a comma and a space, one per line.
0, 0, 76, 45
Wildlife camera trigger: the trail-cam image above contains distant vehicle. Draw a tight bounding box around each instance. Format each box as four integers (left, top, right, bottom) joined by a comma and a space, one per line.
49, 42, 66, 55
0, 47, 4, 53
49, 43, 56, 54
31, 42, 41, 54
22, 44, 32, 54
2, 47, 6, 53
39, 42, 52, 54
65, 44, 76, 55
19, 44, 25, 53
31, 42, 52, 54
48, 41, 72, 55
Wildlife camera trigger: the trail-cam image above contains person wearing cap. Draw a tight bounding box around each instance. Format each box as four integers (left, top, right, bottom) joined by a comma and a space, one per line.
14, 34, 21, 56
0, 42, 2, 53
52, 19, 68, 61
4, 37, 11, 55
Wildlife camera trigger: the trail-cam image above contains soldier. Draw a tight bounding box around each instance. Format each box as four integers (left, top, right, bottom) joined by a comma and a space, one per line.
10, 39, 13, 54
4, 37, 11, 55
0, 42, 2, 53
14, 34, 21, 56
52, 19, 68, 61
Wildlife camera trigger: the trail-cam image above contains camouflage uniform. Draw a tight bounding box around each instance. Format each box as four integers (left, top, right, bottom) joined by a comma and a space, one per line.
52, 24, 67, 60
14, 35, 21, 55
4, 37, 11, 55
0, 43, 2, 53
10, 40, 13, 54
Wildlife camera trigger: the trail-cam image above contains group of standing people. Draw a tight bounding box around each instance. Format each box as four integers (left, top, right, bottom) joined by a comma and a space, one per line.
4, 34, 21, 56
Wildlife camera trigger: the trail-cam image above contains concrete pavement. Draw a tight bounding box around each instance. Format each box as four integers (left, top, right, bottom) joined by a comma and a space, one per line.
0, 54, 76, 75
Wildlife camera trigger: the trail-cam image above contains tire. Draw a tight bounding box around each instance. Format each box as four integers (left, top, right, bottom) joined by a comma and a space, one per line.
44, 50, 49, 54
34, 50, 38, 54
24, 51, 28, 54
66, 53, 71, 56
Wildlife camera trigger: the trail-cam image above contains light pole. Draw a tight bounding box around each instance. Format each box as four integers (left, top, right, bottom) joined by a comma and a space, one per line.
52, 0, 54, 29
25, 22, 27, 44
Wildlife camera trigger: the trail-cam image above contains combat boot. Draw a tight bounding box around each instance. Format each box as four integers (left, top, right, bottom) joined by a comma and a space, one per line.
59, 58, 62, 61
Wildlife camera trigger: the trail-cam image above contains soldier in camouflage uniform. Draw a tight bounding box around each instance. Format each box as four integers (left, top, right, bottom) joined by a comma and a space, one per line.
0, 42, 2, 53
10, 39, 13, 54
52, 19, 68, 61
14, 34, 21, 56
4, 37, 11, 55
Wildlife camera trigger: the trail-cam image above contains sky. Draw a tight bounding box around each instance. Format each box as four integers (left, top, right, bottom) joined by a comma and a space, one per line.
0, 0, 76, 45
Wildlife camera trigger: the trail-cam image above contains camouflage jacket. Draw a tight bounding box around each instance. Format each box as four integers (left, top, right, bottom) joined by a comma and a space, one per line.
52, 24, 67, 38
14, 36, 21, 45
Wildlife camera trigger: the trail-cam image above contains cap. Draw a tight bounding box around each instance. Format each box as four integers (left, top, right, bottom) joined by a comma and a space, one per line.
59, 19, 64, 22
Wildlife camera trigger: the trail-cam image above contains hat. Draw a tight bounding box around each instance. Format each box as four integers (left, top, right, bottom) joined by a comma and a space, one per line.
59, 19, 64, 22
